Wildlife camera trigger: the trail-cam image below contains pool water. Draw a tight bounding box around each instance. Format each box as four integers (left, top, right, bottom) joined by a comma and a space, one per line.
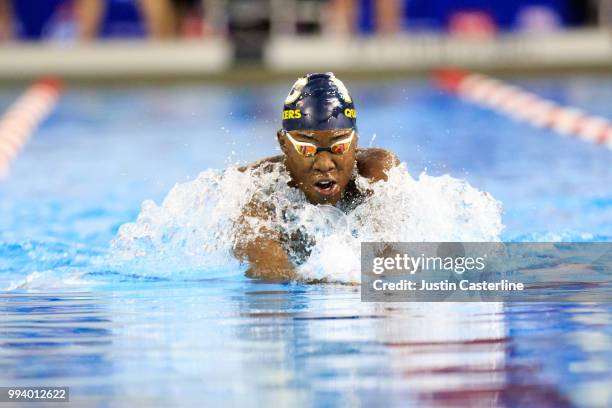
1, 76, 611, 406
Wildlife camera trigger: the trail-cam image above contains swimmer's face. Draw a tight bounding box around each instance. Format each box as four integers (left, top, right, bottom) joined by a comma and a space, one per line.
278, 128, 357, 205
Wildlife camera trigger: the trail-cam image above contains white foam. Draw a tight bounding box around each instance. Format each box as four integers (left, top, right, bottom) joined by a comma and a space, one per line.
5, 270, 94, 291
111, 163, 504, 283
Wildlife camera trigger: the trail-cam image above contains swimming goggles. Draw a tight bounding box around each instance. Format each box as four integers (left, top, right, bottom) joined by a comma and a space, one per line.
282, 129, 355, 158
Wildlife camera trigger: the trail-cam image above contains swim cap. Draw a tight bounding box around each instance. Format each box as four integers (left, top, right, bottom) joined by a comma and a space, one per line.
282, 72, 357, 131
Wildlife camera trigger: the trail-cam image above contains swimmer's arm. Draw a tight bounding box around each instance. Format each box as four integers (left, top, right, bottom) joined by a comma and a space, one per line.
233, 199, 296, 281
234, 237, 296, 281
356, 148, 400, 182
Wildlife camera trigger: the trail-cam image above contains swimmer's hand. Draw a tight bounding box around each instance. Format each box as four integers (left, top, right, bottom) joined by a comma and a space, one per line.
235, 236, 297, 282
245, 260, 296, 282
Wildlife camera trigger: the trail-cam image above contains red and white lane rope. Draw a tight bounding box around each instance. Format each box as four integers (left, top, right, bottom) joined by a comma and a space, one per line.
0, 78, 63, 178
433, 68, 612, 150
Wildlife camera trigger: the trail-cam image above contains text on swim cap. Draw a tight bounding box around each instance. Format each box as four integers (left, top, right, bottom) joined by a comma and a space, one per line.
344, 108, 357, 118
283, 109, 302, 120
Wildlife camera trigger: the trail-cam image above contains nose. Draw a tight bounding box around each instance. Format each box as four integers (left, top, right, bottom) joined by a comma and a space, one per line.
312, 152, 336, 174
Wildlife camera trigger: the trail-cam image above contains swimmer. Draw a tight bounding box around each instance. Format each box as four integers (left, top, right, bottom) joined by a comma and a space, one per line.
234, 73, 399, 281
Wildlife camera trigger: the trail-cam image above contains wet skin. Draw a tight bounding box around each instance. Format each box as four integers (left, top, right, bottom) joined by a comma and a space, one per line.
280, 128, 357, 205
234, 129, 399, 281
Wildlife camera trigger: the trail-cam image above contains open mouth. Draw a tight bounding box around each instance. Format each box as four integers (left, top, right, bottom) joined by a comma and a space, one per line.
313, 179, 338, 196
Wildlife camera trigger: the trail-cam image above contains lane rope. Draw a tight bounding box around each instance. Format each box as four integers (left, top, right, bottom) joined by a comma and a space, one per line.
0, 77, 63, 178
433, 68, 612, 150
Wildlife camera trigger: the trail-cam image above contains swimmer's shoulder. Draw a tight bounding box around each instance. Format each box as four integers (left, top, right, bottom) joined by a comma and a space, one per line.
356, 148, 400, 182
238, 155, 284, 173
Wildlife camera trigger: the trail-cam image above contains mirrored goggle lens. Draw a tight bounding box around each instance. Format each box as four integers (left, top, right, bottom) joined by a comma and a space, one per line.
330, 142, 350, 154
298, 145, 317, 157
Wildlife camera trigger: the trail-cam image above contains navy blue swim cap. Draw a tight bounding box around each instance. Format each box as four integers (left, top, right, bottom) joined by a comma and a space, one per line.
282, 72, 356, 131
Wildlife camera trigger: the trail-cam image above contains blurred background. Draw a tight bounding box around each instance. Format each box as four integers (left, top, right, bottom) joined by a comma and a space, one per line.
0, 0, 611, 79
1, 4, 611, 406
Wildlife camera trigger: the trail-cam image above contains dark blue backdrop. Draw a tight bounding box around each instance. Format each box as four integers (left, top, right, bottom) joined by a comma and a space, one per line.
11, 0, 144, 40
358, 0, 573, 33
11, 0, 580, 39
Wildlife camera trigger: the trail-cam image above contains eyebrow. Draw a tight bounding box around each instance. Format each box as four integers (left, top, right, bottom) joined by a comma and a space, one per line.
292, 133, 316, 140
331, 133, 352, 141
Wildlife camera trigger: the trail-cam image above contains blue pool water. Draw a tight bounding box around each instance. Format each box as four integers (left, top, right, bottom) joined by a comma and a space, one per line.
1, 76, 611, 406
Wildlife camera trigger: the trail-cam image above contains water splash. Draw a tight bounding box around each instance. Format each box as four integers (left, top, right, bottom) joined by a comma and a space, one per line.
5, 268, 94, 291
109, 162, 503, 283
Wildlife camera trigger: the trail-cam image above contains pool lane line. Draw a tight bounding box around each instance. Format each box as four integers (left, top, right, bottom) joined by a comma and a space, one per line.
433, 68, 612, 151
0, 77, 63, 178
